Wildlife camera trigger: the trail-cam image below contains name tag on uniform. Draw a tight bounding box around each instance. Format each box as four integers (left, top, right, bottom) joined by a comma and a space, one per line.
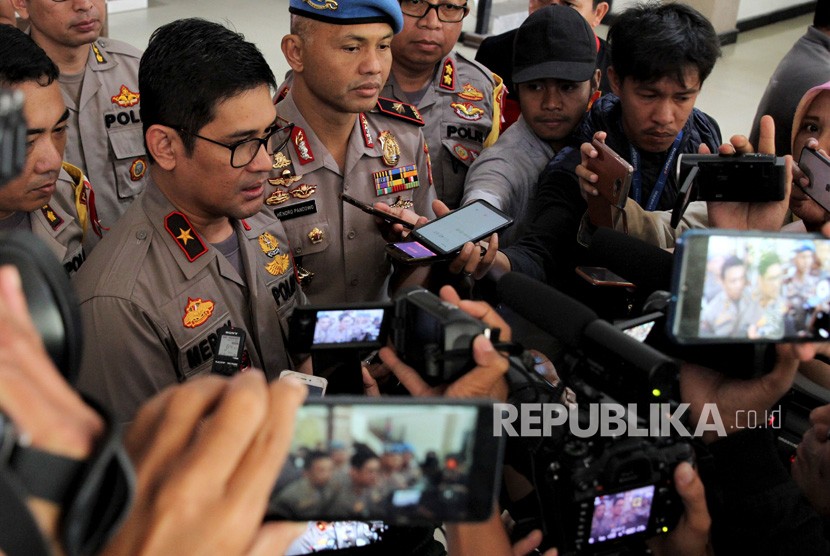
274, 200, 317, 221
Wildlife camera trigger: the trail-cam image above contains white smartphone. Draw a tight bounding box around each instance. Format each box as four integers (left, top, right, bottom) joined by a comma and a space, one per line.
279, 370, 328, 397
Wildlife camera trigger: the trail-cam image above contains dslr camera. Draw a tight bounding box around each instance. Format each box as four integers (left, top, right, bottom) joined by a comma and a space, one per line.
289, 286, 491, 385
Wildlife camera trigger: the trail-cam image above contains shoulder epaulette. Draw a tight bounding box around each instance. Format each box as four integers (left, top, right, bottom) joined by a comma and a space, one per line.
376, 97, 424, 126
40, 204, 63, 231
164, 211, 208, 262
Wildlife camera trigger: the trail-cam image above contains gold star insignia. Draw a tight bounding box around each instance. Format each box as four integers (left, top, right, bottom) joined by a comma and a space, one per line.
177, 228, 194, 245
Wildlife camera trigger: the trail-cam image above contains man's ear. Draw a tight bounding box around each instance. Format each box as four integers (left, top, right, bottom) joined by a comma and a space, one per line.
592, 2, 610, 27
145, 125, 179, 171
282, 34, 304, 73
608, 66, 622, 97
10, 0, 28, 20
591, 69, 601, 93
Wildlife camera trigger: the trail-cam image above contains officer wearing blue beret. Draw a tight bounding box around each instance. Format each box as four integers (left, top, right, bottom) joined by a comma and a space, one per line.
270, 0, 438, 305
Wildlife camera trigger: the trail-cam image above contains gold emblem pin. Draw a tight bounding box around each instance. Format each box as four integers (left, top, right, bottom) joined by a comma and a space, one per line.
272, 152, 292, 169
302, 0, 338, 9
258, 232, 282, 258
265, 190, 290, 206
265, 254, 291, 276
290, 184, 317, 199
268, 169, 302, 187
378, 130, 401, 167
308, 227, 324, 244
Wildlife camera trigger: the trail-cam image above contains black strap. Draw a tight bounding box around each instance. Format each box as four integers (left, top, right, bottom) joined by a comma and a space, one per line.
0, 468, 51, 556
9, 443, 85, 503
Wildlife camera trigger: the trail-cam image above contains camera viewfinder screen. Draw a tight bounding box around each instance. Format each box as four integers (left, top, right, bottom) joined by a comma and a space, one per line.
689, 235, 830, 341
268, 403, 483, 522
588, 485, 654, 545
312, 309, 385, 345
217, 335, 241, 357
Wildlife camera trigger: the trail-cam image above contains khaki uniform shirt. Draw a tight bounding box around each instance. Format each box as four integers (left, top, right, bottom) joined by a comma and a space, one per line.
270, 91, 436, 304
382, 51, 502, 209
61, 38, 146, 244
74, 179, 303, 421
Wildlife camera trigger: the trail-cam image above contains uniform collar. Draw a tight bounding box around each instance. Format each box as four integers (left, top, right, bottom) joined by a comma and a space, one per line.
87, 40, 118, 72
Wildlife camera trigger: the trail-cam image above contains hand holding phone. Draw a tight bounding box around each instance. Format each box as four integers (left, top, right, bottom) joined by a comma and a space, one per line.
341, 193, 415, 230
279, 370, 328, 397
386, 200, 513, 265
585, 139, 634, 209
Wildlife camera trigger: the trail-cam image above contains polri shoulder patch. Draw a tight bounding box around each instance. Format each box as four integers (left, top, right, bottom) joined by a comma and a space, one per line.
164, 211, 208, 262
376, 97, 424, 126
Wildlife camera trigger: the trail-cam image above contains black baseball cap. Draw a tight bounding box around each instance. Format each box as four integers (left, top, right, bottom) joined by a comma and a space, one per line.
512, 4, 597, 84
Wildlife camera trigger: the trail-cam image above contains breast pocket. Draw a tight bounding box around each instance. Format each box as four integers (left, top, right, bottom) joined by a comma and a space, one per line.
108, 123, 148, 200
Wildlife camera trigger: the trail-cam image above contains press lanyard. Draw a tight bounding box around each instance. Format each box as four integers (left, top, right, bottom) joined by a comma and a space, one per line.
629, 131, 684, 211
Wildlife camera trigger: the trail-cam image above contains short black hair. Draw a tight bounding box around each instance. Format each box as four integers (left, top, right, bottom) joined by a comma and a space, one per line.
0, 25, 59, 87
720, 255, 744, 279
607, 2, 720, 87
139, 18, 277, 159
815, 0, 830, 29
351, 446, 380, 470
304, 450, 332, 470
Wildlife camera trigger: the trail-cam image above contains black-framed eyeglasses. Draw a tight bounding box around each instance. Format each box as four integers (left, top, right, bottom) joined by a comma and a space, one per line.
399, 0, 469, 22
173, 123, 295, 168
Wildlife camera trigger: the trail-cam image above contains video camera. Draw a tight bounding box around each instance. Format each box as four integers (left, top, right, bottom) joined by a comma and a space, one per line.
497, 272, 692, 554
289, 286, 493, 388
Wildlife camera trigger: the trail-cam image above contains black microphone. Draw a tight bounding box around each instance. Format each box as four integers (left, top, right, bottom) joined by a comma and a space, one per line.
587, 227, 674, 295
498, 272, 678, 402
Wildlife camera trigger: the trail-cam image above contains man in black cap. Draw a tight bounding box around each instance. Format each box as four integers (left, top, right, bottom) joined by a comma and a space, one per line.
462, 4, 600, 247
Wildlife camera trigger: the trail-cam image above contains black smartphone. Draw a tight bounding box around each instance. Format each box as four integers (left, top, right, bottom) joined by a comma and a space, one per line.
676, 153, 787, 202
211, 326, 246, 376
798, 146, 830, 213
266, 397, 503, 524
669, 229, 830, 343
341, 193, 415, 230
386, 200, 513, 264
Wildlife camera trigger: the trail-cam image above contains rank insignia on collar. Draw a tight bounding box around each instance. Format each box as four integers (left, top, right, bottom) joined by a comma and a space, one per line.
308, 227, 324, 244
268, 169, 302, 188
272, 151, 292, 169
389, 196, 413, 210
130, 157, 146, 181
266, 189, 291, 206
290, 183, 317, 199
165, 211, 208, 262
440, 57, 455, 91
302, 0, 338, 10
266, 254, 291, 276
292, 127, 314, 165
378, 130, 401, 167
259, 232, 282, 258
275, 85, 290, 104
450, 101, 485, 121
182, 297, 215, 328
111, 85, 140, 108
376, 97, 424, 126
373, 165, 419, 196
40, 204, 63, 230
458, 83, 484, 101
453, 143, 470, 161
360, 114, 374, 148
92, 43, 106, 64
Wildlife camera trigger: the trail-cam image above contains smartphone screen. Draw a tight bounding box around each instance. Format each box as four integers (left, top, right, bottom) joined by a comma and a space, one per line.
266, 398, 502, 524
671, 230, 830, 343
588, 485, 655, 546
413, 200, 512, 255
392, 241, 437, 260
799, 146, 830, 212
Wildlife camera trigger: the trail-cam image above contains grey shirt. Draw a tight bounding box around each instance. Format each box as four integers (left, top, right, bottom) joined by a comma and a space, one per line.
461, 115, 554, 247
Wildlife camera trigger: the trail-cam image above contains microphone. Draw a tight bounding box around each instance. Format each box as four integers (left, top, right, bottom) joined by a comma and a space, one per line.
498, 272, 678, 402
587, 228, 674, 295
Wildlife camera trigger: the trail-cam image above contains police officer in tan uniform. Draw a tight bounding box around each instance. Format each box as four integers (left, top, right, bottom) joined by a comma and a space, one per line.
14, 0, 146, 244
0, 27, 95, 276
74, 20, 304, 422
274, 0, 436, 304
383, 0, 503, 209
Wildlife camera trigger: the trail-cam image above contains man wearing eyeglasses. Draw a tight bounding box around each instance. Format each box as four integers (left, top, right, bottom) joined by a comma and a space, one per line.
13, 0, 146, 250
73, 19, 306, 422
381, 0, 504, 210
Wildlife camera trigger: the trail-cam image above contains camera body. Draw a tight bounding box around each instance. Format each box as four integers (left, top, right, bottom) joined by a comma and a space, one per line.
678, 153, 787, 202
0, 88, 27, 188
546, 434, 693, 554
288, 287, 489, 385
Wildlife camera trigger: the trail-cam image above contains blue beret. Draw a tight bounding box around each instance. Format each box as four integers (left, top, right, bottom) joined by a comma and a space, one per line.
289, 0, 404, 34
